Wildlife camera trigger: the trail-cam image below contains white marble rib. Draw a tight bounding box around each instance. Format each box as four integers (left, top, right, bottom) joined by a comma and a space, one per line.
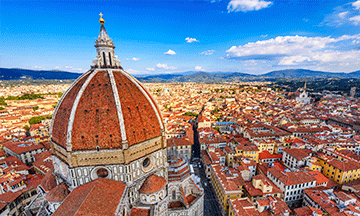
108, 69, 127, 142
66, 70, 99, 150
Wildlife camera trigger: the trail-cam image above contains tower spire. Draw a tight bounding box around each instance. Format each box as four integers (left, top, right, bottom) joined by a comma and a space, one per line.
92, 13, 121, 68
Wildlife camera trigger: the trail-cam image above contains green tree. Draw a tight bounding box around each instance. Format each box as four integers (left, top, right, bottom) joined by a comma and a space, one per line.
211, 108, 219, 114
33, 106, 39, 111
28, 115, 52, 125
52, 101, 58, 108
183, 112, 198, 117
23, 125, 30, 131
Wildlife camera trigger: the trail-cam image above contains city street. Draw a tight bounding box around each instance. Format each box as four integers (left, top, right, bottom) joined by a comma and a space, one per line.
192, 123, 223, 216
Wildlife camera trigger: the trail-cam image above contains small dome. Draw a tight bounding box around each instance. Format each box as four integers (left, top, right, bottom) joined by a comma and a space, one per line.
41, 172, 57, 192
46, 182, 70, 202
139, 174, 167, 194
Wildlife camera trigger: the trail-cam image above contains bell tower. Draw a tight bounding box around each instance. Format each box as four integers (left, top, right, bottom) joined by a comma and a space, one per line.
92, 13, 121, 68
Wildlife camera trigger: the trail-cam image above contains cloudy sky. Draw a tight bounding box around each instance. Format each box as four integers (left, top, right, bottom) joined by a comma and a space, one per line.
1, 0, 360, 74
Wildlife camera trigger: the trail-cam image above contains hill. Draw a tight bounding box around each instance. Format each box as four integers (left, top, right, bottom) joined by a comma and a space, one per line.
260, 69, 360, 79
1, 67, 360, 83
0, 68, 82, 80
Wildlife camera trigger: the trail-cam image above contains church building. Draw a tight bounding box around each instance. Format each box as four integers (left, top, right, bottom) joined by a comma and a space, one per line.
25, 14, 203, 216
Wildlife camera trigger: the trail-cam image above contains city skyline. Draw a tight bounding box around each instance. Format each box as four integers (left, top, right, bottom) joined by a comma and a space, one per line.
2, 0, 360, 74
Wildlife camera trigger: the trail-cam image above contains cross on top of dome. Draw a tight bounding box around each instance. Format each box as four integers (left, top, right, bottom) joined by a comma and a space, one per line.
99, 12, 105, 25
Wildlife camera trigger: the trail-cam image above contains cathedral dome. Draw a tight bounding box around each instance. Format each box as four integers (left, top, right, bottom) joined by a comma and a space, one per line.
50, 68, 163, 151
49, 16, 165, 167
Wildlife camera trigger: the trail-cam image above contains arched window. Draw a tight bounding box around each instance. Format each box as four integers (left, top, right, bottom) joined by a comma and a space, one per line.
102, 52, 107, 67
108, 52, 112, 66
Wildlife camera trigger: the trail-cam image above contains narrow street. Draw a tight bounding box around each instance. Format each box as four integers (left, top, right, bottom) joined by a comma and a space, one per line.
191, 123, 223, 216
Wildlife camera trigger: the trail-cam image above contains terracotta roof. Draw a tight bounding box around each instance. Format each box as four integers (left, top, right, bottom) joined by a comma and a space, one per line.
3, 141, 45, 155
41, 171, 57, 192
308, 170, 329, 185
167, 137, 192, 147
294, 206, 323, 216
268, 168, 316, 186
53, 178, 126, 216
258, 150, 282, 160
130, 207, 151, 216
283, 148, 313, 161
51, 70, 163, 151
139, 174, 167, 194
45, 182, 70, 202
327, 159, 360, 171
0, 191, 21, 211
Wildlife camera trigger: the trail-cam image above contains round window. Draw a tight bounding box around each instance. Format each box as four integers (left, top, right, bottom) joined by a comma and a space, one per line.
96, 168, 109, 178
143, 158, 151, 168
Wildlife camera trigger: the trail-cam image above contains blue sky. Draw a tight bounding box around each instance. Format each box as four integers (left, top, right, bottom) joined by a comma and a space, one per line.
1, 0, 360, 75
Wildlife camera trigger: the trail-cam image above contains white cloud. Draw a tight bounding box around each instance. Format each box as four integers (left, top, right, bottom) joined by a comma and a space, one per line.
33, 66, 43, 69
127, 69, 141, 74
156, 63, 177, 70
225, 34, 360, 68
195, 66, 205, 71
261, 34, 268, 38
126, 57, 140, 61
349, 15, 360, 25
65, 66, 73, 69
146, 67, 155, 71
338, 11, 349, 19
54, 66, 60, 69
227, 0, 272, 12
185, 37, 199, 43
278, 55, 311, 65
200, 50, 215, 55
353, 0, 360, 10
164, 49, 176, 55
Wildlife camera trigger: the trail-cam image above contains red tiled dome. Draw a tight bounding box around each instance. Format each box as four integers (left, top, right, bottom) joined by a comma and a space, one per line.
139, 174, 167, 194
50, 69, 164, 151
41, 171, 57, 192
45, 182, 70, 202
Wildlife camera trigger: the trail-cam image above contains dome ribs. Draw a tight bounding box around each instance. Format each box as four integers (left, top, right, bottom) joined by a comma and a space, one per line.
133, 78, 164, 130
71, 71, 122, 150
52, 73, 90, 148
113, 71, 161, 146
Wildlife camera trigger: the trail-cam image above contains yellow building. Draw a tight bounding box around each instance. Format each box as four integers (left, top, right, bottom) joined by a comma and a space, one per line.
317, 157, 360, 184
35, 136, 50, 144
306, 157, 322, 171
235, 143, 259, 163
253, 139, 278, 154
210, 164, 244, 213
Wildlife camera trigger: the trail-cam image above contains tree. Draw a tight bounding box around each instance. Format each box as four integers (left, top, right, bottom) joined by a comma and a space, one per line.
183, 112, 198, 117
52, 102, 58, 108
23, 125, 30, 131
33, 106, 39, 111
28, 115, 52, 125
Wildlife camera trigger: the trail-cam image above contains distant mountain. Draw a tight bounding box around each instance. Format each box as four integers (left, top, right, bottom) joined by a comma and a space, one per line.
1, 67, 360, 82
0, 68, 82, 80
260, 69, 360, 79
